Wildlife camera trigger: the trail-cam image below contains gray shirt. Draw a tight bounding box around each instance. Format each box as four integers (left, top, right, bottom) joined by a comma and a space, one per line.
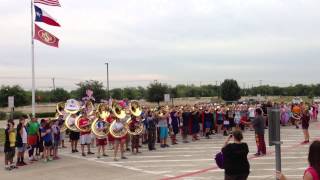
252, 115, 265, 135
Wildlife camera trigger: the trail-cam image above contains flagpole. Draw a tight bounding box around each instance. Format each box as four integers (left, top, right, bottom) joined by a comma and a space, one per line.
31, 0, 36, 117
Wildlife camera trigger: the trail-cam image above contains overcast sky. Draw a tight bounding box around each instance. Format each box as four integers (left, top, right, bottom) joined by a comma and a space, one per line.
0, 0, 319, 90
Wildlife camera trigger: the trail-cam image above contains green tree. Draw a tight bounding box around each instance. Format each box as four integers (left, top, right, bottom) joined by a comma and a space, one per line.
221, 79, 241, 102
0, 85, 30, 107
74, 80, 107, 102
110, 88, 123, 100
146, 82, 169, 103
50, 88, 70, 102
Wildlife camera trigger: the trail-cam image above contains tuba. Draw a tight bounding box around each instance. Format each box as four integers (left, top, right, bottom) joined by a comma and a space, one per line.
96, 103, 111, 119
64, 114, 79, 132
112, 102, 126, 119
56, 102, 65, 115
127, 117, 144, 136
91, 118, 110, 138
109, 118, 129, 138
129, 101, 142, 117
74, 114, 93, 133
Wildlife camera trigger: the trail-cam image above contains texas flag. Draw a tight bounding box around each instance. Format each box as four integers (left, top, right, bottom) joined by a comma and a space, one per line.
34, 5, 60, 27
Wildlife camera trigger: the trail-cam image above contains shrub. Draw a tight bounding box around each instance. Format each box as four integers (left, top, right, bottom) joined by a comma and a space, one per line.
0, 111, 6, 120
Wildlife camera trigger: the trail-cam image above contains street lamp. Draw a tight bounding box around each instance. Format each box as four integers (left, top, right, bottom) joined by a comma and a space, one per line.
105, 62, 110, 99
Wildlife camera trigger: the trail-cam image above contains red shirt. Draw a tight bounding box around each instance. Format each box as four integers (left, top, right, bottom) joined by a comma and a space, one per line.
79, 118, 90, 135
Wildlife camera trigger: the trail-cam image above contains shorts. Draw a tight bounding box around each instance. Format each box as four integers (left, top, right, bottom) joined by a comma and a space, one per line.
17, 143, 27, 152
44, 141, 53, 148
28, 135, 38, 146
80, 134, 91, 145
182, 126, 189, 136
114, 138, 126, 145
38, 140, 44, 153
70, 131, 80, 141
53, 140, 60, 148
60, 132, 65, 141
302, 122, 309, 130
96, 138, 107, 146
5, 147, 15, 161
217, 120, 223, 125
205, 121, 212, 129
159, 127, 168, 140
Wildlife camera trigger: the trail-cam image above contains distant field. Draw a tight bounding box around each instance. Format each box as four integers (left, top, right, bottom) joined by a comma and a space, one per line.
0, 96, 311, 114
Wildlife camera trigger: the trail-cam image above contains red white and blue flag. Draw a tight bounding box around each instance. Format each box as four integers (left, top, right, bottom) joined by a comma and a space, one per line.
34, 5, 60, 27
34, 0, 61, 7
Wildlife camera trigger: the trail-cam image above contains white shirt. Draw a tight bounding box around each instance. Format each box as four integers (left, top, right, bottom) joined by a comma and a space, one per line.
22, 127, 28, 144
248, 107, 255, 118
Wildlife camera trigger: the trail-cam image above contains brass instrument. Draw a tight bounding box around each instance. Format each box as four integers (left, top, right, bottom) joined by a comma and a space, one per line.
129, 101, 142, 117
112, 102, 126, 119
64, 99, 81, 114
91, 118, 110, 138
74, 114, 92, 133
96, 103, 110, 119
127, 117, 144, 136
56, 102, 65, 115
109, 119, 129, 138
83, 101, 95, 116
64, 114, 79, 132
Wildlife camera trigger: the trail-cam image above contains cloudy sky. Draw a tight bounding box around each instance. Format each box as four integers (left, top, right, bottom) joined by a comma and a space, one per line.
1, 0, 320, 90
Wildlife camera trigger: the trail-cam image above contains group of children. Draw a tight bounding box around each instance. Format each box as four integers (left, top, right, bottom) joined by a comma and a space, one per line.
4, 115, 63, 171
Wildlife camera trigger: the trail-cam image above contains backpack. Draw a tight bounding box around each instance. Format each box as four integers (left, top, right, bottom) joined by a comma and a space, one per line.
215, 152, 224, 169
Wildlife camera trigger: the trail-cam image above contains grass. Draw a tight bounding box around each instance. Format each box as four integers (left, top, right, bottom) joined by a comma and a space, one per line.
0, 128, 4, 146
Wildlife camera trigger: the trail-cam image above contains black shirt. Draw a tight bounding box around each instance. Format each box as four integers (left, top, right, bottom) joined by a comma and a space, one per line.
222, 143, 250, 176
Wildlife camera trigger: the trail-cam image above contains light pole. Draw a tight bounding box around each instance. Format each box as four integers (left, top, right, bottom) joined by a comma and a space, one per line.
105, 62, 110, 99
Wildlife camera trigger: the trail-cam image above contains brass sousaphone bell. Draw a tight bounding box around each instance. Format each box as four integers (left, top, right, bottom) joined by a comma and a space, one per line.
127, 101, 144, 136
91, 103, 111, 138
109, 101, 128, 138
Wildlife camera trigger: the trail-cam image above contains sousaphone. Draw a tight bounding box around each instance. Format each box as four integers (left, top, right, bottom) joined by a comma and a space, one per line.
74, 114, 93, 133
109, 118, 129, 138
91, 118, 110, 138
129, 101, 142, 117
64, 114, 79, 132
127, 117, 144, 136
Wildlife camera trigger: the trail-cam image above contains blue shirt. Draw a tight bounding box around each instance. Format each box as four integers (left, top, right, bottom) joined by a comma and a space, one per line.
41, 127, 52, 142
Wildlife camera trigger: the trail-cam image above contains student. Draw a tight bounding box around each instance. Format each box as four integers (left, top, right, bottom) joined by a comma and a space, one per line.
130, 116, 141, 154
51, 119, 61, 159
170, 107, 180, 145
222, 130, 250, 180
301, 109, 311, 144
158, 110, 170, 148
79, 113, 94, 157
4, 119, 17, 171
147, 111, 157, 151
113, 118, 128, 161
182, 107, 191, 143
95, 118, 108, 158
40, 119, 53, 162
16, 116, 28, 166
27, 117, 40, 161
68, 114, 80, 153
58, 115, 67, 148
203, 107, 214, 139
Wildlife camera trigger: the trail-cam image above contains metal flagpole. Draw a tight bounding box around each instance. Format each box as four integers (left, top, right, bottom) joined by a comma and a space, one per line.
31, 0, 36, 117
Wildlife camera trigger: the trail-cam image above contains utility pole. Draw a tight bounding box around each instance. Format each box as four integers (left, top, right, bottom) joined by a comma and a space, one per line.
259, 80, 262, 87
105, 62, 110, 99
52, 77, 56, 91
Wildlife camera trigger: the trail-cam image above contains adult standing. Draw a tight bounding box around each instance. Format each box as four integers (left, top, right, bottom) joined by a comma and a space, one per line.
222, 130, 250, 180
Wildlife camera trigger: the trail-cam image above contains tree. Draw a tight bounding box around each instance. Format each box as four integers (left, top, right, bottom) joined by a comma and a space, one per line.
74, 80, 107, 102
0, 85, 30, 107
110, 88, 123, 100
50, 88, 70, 102
220, 79, 241, 102
146, 82, 169, 103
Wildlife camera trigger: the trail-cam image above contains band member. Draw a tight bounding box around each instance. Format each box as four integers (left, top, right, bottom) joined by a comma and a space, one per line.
79, 113, 94, 157
182, 107, 191, 143
51, 119, 61, 160
130, 116, 141, 154
191, 107, 200, 141
203, 106, 213, 139
113, 118, 128, 161
107, 116, 115, 150
301, 109, 311, 144
159, 108, 170, 148
216, 107, 225, 135
147, 111, 156, 150
69, 114, 80, 153
292, 103, 302, 129
170, 107, 180, 145
95, 118, 108, 158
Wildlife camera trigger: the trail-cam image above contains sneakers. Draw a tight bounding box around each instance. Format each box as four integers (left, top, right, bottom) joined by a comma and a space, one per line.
121, 156, 128, 159
87, 152, 95, 155
102, 154, 109, 157
82, 153, 86, 157
301, 140, 310, 144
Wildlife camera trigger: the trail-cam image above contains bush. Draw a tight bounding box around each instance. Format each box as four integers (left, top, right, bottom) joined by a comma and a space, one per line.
34, 112, 56, 118
12, 111, 27, 119
0, 111, 6, 120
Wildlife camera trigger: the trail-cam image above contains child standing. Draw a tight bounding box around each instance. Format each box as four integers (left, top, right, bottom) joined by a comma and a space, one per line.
40, 119, 53, 162
51, 119, 61, 160
16, 116, 28, 166
4, 119, 17, 171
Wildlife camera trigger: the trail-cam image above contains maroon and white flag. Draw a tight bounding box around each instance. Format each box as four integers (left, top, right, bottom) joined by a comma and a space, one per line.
34, 0, 61, 7
34, 23, 59, 48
